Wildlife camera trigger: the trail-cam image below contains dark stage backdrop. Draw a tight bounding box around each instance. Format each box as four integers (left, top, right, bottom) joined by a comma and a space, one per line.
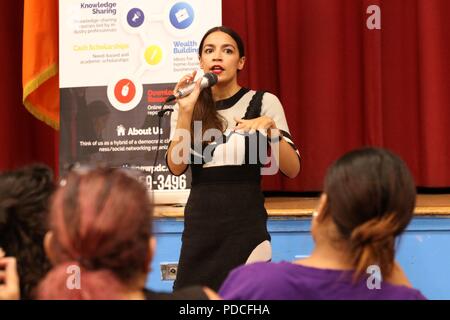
1, 0, 449, 191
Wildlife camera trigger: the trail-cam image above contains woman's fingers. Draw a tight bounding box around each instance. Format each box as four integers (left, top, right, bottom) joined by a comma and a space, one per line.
176, 77, 203, 114
0, 257, 18, 286
0, 257, 20, 300
5, 258, 18, 285
233, 117, 274, 133
174, 71, 198, 92
174, 76, 192, 92
234, 116, 243, 123
234, 121, 247, 130
183, 71, 196, 86
187, 78, 203, 100
233, 117, 246, 130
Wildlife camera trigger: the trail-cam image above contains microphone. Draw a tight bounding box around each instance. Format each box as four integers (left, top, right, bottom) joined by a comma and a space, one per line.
165, 72, 218, 103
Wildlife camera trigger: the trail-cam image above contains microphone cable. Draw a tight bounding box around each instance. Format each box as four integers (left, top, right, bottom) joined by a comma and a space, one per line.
150, 101, 174, 189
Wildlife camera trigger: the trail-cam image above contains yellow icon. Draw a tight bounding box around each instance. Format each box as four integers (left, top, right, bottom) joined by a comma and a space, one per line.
144, 45, 163, 66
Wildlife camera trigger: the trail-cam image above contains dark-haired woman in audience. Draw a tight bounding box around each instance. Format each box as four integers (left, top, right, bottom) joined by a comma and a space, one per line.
37, 167, 218, 300
219, 148, 426, 300
0, 164, 54, 299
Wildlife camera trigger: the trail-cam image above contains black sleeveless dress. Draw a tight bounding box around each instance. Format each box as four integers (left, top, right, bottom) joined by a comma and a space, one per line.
173, 91, 272, 291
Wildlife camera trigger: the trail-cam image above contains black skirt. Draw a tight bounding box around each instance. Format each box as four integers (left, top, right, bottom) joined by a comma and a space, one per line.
173, 182, 270, 291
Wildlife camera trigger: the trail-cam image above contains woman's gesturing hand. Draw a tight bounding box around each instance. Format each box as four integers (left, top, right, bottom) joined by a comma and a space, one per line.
233, 116, 280, 137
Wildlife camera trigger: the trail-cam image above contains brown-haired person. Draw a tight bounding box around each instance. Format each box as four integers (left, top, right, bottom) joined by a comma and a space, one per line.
219, 148, 426, 299
166, 26, 301, 291
37, 168, 218, 300
0, 164, 54, 299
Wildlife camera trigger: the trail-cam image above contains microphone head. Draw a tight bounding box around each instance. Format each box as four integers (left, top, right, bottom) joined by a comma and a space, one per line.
203, 72, 218, 87
174, 72, 219, 99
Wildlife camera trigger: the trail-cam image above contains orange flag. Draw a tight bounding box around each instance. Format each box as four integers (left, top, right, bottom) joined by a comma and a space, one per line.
22, 0, 59, 129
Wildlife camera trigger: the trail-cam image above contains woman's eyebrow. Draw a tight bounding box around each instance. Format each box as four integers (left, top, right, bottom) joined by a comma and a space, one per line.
221, 44, 236, 49
203, 43, 236, 49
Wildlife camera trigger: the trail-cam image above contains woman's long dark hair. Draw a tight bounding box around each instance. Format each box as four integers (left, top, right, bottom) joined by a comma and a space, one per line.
322, 148, 416, 279
192, 26, 245, 140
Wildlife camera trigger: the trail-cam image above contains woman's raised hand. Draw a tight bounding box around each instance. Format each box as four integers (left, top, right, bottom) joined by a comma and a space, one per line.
174, 70, 203, 115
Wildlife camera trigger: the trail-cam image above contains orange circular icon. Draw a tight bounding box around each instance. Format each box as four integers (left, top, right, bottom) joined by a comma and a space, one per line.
114, 79, 136, 104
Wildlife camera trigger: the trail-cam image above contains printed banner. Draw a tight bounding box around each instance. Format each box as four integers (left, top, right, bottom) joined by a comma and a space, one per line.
59, 0, 221, 199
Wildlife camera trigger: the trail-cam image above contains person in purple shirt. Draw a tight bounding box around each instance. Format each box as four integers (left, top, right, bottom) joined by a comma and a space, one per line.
220, 147, 426, 300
